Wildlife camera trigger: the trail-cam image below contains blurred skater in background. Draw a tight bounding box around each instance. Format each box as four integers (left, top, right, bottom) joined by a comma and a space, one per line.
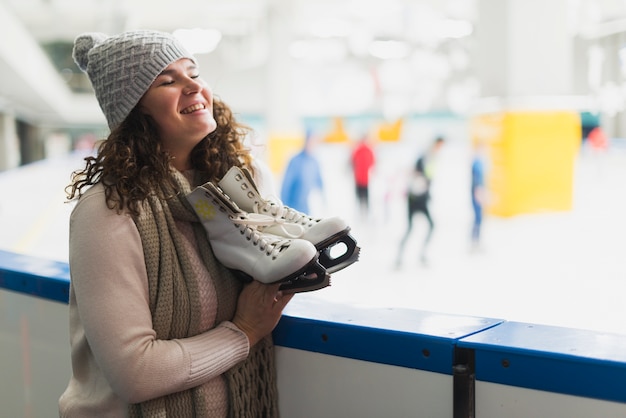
350, 133, 376, 221
471, 142, 487, 252
281, 130, 325, 215
395, 136, 444, 267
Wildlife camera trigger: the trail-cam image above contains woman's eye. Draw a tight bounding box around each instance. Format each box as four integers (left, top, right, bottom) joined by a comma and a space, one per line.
155, 78, 174, 86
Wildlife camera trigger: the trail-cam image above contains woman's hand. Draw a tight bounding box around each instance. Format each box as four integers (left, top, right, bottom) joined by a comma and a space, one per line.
232, 281, 294, 347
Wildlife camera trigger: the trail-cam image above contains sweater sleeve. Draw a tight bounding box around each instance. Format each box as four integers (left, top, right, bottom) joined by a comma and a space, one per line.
68, 185, 249, 404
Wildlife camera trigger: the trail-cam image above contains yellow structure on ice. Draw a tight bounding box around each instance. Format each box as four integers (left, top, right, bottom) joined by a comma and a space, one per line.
472, 111, 581, 217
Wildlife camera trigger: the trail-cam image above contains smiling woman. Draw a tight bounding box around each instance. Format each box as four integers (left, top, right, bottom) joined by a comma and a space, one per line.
59, 30, 290, 417
138, 59, 217, 170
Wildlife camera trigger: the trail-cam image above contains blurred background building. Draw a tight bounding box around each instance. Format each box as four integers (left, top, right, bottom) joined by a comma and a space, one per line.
3, 0, 626, 167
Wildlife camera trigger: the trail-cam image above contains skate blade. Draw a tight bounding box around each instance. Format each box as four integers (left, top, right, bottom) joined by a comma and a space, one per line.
278, 259, 330, 293
324, 246, 360, 274
229, 256, 329, 293
317, 233, 360, 273
280, 272, 331, 294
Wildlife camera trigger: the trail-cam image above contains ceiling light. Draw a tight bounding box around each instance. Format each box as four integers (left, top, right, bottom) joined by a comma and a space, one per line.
173, 28, 222, 54
309, 18, 353, 38
438, 19, 473, 39
289, 39, 347, 61
369, 40, 410, 60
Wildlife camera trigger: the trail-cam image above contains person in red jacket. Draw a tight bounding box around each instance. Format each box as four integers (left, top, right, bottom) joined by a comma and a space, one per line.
351, 134, 376, 220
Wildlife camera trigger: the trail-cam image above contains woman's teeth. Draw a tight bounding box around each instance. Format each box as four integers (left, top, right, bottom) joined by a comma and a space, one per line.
181, 103, 205, 114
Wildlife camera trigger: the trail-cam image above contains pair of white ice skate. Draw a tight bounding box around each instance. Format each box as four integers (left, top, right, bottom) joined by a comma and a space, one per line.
187, 166, 360, 293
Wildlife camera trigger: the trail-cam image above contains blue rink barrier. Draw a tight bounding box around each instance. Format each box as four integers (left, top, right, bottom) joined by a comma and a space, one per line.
274, 297, 502, 375
458, 321, 626, 404
0, 249, 70, 303
1, 248, 626, 416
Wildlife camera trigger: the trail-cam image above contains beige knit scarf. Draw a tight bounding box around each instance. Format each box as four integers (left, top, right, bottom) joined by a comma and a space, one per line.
129, 170, 279, 417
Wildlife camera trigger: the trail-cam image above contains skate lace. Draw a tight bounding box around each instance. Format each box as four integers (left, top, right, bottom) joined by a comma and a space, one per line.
253, 196, 315, 237
231, 213, 293, 258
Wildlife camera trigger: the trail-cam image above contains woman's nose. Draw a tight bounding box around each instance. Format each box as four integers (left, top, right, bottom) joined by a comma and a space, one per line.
184, 79, 203, 95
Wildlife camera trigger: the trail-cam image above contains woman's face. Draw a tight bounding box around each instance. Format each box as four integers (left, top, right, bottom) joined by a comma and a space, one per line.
139, 58, 216, 170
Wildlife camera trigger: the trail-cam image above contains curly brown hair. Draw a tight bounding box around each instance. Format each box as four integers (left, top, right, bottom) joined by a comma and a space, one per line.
66, 97, 253, 217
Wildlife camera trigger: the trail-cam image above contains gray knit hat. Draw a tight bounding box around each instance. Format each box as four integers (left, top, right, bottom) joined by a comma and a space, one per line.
72, 30, 196, 130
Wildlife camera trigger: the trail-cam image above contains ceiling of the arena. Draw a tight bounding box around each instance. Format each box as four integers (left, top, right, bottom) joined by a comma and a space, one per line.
1, 0, 625, 126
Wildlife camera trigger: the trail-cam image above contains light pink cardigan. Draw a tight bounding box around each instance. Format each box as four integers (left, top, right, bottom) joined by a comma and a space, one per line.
58, 179, 250, 417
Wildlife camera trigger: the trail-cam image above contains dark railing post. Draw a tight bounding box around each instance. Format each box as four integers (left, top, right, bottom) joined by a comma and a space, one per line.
453, 347, 475, 418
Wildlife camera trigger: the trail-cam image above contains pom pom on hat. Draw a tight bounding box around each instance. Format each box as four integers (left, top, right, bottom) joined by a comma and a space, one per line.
72, 30, 196, 130
72, 33, 107, 71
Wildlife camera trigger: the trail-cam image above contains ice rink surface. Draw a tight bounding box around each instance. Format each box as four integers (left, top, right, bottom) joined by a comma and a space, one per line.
1, 123, 625, 336
307, 133, 626, 336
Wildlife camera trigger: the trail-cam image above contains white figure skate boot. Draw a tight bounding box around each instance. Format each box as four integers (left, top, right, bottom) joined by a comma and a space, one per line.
218, 166, 360, 274
187, 181, 329, 293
